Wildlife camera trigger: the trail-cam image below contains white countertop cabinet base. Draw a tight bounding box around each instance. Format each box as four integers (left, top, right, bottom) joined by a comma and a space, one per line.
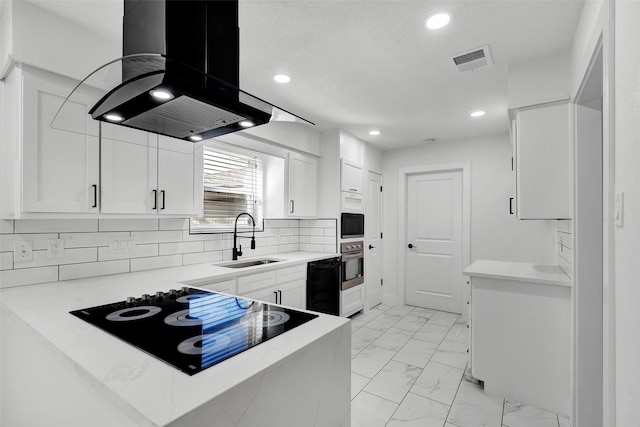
469, 275, 571, 416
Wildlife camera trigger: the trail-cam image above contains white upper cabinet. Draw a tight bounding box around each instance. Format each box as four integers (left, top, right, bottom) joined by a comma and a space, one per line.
1, 64, 204, 219
19, 66, 100, 214
512, 102, 571, 219
101, 125, 157, 214
340, 159, 363, 194
157, 136, 203, 216
286, 152, 317, 218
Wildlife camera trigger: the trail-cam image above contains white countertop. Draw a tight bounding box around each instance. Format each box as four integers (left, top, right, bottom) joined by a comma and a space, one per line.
463, 259, 571, 287
0, 251, 347, 426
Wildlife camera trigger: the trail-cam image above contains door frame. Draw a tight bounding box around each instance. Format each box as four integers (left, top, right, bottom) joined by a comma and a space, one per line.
397, 162, 471, 313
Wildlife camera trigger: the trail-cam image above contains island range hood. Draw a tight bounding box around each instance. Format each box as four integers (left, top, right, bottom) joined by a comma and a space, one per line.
89, 0, 307, 142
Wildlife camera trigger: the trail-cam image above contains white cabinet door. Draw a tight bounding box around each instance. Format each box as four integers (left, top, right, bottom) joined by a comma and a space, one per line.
286, 152, 317, 217
101, 124, 158, 214
340, 159, 363, 194
278, 280, 305, 309
341, 284, 364, 317
157, 136, 204, 216
244, 287, 279, 304
21, 68, 100, 213
515, 103, 571, 219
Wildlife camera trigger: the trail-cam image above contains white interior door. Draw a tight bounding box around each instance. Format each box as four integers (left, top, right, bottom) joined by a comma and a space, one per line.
365, 171, 382, 309
406, 170, 463, 313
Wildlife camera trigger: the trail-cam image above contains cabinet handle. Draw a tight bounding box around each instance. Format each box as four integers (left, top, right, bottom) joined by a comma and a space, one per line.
161, 190, 166, 210
509, 197, 514, 215
290, 200, 295, 213
273, 291, 278, 303
350, 188, 358, 192
91, 185, 97, 208
278, 290, 282, 304
152, 190, 157, 210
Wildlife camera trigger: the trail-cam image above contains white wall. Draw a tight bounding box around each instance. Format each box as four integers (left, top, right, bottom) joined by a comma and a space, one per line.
382, 134, 557, 305
1, 0, 120, 80
614, 1, 640, 425
508, 51, 571, 108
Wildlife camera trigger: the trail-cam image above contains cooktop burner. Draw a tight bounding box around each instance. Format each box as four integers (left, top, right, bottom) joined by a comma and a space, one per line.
70, 287, 317, 375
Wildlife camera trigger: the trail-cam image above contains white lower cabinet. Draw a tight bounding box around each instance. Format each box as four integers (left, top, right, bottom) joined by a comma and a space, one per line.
237, 264, 306, 309
341, 284, 364, 317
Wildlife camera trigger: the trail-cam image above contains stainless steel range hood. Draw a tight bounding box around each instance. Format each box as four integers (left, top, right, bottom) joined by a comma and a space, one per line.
85, 0, 311, 142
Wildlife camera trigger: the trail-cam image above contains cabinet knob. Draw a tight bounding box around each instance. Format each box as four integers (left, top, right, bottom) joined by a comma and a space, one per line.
408, 243, 414, 249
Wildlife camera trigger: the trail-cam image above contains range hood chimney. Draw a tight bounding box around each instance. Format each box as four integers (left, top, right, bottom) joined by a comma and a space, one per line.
89, 0, 302, 141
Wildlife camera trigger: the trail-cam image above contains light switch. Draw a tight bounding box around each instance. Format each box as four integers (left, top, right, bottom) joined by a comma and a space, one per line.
615, 191, 624, 227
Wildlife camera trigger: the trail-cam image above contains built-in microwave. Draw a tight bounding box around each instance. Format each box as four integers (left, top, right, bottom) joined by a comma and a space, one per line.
341, 213, 364, 238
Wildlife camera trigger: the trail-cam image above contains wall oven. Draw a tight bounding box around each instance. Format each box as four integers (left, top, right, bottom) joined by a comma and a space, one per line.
341, 241, 364, 290
341, 213, 364, 239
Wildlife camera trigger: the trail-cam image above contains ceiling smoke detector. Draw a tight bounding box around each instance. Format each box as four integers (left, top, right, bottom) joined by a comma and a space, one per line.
450, 45, 493, 73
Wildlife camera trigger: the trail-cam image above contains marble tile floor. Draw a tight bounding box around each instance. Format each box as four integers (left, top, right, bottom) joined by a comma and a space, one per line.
349, 304, 571, 427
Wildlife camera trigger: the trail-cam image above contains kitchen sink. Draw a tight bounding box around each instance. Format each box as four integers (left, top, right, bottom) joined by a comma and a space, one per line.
217, 258, 282, 269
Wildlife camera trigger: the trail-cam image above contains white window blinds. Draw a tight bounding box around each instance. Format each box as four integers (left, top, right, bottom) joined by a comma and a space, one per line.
190, 147, 263, 233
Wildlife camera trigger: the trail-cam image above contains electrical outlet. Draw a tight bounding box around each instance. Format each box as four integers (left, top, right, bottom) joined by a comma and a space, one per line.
14, 241, 33, 262
47, 239, 65, 258
108, 237, 135, 254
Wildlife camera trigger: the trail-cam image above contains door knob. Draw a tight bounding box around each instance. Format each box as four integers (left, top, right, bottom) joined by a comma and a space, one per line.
408, 243, 414, 249
369, 245, 375, 249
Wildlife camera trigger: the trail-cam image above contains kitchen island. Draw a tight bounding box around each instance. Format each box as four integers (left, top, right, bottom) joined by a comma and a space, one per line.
0, 252, 351, 427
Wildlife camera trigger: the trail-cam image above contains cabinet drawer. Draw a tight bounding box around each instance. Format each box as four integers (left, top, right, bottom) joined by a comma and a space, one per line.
237, 270, 277, 294
341, 191, 364, 213
341, 284, 364, 317
277, 264, 306, 284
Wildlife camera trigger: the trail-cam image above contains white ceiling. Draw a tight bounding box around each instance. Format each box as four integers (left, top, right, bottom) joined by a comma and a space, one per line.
28, 0, 584, 151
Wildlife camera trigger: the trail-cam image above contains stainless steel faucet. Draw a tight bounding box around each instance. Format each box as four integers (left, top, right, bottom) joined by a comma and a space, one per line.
232, 212, 256, 260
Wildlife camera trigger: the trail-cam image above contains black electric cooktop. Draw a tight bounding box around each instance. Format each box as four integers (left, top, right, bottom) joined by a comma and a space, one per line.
70, 287, 317, 376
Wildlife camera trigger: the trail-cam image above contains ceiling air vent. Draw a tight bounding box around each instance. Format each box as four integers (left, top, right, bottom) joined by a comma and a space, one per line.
450, 45, 493, 73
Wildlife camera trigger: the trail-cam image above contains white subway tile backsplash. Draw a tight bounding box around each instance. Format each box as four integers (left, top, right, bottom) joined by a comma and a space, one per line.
159, 241, 204, 256
61, 232, 130, 249
0, 217, 322, 285
300, 243, 325, 252
13, 248, 97, 269
1, 252, 13, 270
59, 260, 130, 281
130, 255, 182, 272
0, 266, 58, 288
310, 235, 336, 245
99, 219, 159, 232
1, 220, 14, 234
130, 230, 182, 244
159, 218, 189, 231
182, 251, 223, 265
325, 227, 337, 237
15, 219, 98, 233
323, 244, 337, 253
278, 244, 300, 253
181, 230, 226, 242
311, 219, 336, 228
0, 234, 58, 251
98, 244, 159, 261
204, 239, 233, 252
300, 227, 325, 236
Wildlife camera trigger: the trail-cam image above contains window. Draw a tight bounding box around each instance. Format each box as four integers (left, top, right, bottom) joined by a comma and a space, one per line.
190, 146, 263, 233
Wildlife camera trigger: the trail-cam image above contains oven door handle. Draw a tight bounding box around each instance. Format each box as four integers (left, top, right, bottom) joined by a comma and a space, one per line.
342, 253, 363, 261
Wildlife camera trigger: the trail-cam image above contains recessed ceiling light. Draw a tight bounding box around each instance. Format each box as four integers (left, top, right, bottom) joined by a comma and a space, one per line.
470, 111, 486, 117
104, 113, 124, 122
239, 120, 255, 128
426, 12, 452, 30
369, 130, 380, 136
149, 89, 174, 101
274, 74, 291, 83
189, 135, 203, 142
